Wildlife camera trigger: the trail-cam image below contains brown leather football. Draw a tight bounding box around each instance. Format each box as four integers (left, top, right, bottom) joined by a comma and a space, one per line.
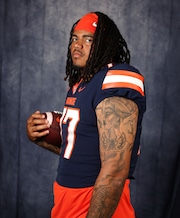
43, 111, 62, 148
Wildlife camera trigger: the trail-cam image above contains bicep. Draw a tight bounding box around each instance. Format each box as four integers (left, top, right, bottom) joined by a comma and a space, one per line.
95, 96, 138, 176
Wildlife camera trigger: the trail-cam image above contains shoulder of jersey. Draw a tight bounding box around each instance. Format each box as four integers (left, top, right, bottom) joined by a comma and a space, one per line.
102, 63, 145, 96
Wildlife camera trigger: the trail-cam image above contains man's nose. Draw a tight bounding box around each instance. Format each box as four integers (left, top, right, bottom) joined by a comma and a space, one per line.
74, 39, 83, 48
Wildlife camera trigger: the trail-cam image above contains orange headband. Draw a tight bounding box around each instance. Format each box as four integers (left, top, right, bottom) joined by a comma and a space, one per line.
74, 13, 98, 34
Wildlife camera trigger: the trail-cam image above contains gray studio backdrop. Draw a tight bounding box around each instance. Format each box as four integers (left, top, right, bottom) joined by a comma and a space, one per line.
1, 0, 180, 218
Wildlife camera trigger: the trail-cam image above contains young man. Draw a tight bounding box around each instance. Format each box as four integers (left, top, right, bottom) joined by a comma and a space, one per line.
26, 12, 146, 218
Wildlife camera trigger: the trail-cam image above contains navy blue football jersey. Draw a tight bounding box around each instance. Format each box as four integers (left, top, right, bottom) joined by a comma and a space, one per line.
56, 63, 146, 188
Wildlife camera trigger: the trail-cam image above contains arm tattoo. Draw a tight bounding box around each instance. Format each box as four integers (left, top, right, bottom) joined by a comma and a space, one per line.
87, 97, 138, 217
97, 97, 138, 152
36, 140, 61, 155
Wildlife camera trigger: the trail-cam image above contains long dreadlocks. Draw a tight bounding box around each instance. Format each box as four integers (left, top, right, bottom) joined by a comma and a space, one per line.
64, 11, 130, 87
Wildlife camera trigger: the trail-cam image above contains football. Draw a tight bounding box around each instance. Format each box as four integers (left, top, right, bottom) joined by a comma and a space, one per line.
43, 111, 62, 148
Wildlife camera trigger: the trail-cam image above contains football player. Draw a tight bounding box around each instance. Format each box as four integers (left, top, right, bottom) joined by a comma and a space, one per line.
27, 12, 146, 218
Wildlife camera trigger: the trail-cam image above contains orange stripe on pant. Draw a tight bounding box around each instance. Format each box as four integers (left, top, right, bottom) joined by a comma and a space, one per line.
51, 180, 135, 218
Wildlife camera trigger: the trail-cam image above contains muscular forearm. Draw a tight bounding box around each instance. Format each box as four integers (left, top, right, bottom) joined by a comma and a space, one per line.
35, 140, 61, 155
86, 173, 127, 217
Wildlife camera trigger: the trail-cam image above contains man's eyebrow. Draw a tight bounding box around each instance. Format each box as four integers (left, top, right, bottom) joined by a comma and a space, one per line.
71, 34, 94, 38
82, 34, 94, 38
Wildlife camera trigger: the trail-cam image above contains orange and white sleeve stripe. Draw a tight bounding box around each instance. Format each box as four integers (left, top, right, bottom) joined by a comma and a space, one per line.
102, 70, 145, 96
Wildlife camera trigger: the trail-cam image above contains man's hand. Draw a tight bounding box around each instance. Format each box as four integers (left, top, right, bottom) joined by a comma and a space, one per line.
26, 111, 61, 155
26, 110, 50, 142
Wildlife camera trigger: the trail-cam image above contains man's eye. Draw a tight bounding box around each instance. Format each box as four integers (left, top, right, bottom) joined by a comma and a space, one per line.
85, 38, 93, 43
71, 37, 77, 42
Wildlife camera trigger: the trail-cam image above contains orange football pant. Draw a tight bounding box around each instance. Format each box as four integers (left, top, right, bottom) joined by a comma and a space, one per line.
51, 179, 135, 218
